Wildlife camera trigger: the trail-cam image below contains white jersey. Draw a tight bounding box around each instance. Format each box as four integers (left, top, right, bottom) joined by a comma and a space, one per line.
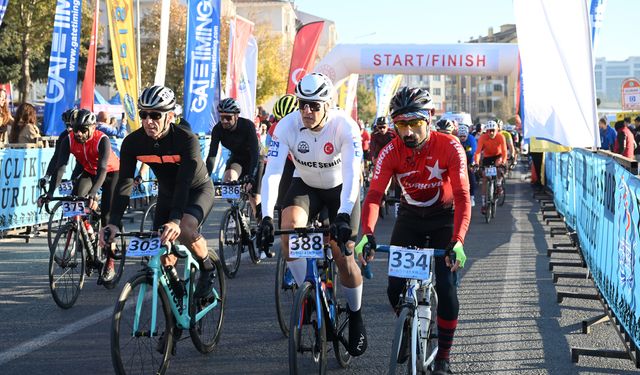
260, 109, 363, 218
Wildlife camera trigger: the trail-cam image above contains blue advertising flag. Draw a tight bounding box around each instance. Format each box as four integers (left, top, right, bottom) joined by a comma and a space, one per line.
0, 0, 8, 29
589, 0, 607, 51
183, 0, 221, 134
43, 0, 83, 135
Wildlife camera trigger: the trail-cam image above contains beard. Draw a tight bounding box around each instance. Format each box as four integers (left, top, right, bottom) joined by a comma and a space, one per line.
403, 136, 418, 148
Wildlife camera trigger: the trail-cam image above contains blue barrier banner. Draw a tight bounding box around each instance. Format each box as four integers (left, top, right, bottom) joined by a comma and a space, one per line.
183, 0, 221, 134
547, 149, 640, 350
0, 0, 8, 29
43, 0, 83, 136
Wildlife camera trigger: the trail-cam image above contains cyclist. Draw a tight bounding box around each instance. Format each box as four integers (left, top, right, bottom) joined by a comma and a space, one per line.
40, 109, 121, 282
357, 87, 470, 375
435, 118, 456, 136
99, 85, 216, 298
370, 116, 395, 163
457, 125, 477, 207
258, 72, 368, 356
41, 109, 83, 185
206, 98, 262, 225
472, 120, 507, 215
496, 119, 516, 168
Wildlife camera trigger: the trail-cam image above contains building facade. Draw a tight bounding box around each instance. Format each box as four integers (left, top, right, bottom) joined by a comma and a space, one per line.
595, 57, 640, 108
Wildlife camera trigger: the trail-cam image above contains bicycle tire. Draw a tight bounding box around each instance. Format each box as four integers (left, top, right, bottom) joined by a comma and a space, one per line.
388, 307, 413, 374
111, 272, 173, 375
243, 204, 261, 264
105, 223, 128, 290
190, 249, 226, 353
497, 179, 506, 207
484, 180, 494, 224
326, 259, 351, 368
218, 209, 241, 278
47, 201, 64, 249
140, 201, 157, 232
424, 286, 439, 371
275, 252, 297, 337
289, 281, 327, 375
49, 222, 85, 309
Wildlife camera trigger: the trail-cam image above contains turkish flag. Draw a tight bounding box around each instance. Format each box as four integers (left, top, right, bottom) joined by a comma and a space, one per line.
80, 0, 99, 111
227, 16, 254, 99
286, 21, 324, 94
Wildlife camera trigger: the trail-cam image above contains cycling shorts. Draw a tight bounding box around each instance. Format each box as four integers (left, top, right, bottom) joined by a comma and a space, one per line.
481, 155, 501, 167
73, 170, 119, 226
153, 180, 214, 230
226, 155, 263, 194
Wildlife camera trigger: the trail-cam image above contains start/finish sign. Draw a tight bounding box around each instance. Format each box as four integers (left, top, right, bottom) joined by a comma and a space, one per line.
622, 78, 640, 110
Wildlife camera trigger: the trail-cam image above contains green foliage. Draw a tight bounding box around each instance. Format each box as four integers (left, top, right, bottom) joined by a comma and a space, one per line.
254, 23, 290, 105
357, 84, 376, 124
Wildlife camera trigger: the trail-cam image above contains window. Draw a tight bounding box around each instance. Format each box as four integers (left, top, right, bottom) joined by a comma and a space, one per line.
433, 88, 441, 96
486, 100, 492, 113
433, 75, 441, 81
607, 67, 630, 76
493, 84, 502, 92
479, 101, 485, 112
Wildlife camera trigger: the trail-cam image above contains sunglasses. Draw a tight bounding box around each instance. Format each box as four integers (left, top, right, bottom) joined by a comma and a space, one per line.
298, 100, 323, 112
220, 114, 235, 121
487, 129, 496, 133
394, 119, 427, 130
139, 111, 163, 120
73, 126, 91, 133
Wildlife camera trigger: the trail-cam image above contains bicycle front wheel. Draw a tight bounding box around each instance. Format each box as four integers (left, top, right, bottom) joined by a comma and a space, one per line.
219, 209, 242, 278
289, 281, 327, 375
106, 223, 128, 289
497, 179, 506, 207
140, 201, 157, 232
190, 249, 226, 354
243, 204, 261, 265
47, 201, 64, 249
111, 272, 173, 375
49, 221, 85, 309
275, 252, 297, 337
389, 307, 413, 374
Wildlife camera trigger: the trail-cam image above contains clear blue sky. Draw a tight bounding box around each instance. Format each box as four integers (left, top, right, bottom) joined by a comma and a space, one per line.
293, 0, 637, 61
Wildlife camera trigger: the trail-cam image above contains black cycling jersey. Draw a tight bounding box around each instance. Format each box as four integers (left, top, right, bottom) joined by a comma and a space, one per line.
109, 123, 212, 226
206, 117, 260, 177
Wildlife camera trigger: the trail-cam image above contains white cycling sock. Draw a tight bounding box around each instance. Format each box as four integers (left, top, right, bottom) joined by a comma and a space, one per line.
287, 259, 307, 286
343, 284, 363, 312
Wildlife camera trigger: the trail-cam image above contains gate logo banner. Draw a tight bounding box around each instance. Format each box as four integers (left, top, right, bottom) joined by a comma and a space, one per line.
43, 0, 83, 136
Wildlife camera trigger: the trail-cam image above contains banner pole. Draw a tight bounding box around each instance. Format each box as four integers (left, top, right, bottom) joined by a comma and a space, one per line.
136, 0, 141, 92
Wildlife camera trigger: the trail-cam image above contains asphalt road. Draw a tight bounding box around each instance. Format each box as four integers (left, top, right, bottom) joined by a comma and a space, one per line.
0, 166, 638, 374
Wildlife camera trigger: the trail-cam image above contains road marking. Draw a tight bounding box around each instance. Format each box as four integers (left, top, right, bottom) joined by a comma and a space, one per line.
0, 306, 112, 365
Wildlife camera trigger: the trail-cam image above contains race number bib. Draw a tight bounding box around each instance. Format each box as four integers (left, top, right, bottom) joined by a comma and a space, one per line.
221, 185, 241, 199
126, 237, 162, 257
62, 201, 85, 217
388, 246, 433, 280
485, 166, 497, 177
150, 181, 159, 194
289, 233, 324, 259
58, 181, 73, 196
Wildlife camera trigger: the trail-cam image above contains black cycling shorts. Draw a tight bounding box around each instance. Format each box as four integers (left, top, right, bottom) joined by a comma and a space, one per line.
226, 155, 263, 194
387, 211, 459, 321
73, 170, 119, 226
153, 180, 214, 230
481, 155, 501, 167
282, 177, 360, 241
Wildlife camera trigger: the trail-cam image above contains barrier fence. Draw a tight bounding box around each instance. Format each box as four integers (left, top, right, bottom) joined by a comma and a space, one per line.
546, 149, 640, 353
0, 136, 229, 232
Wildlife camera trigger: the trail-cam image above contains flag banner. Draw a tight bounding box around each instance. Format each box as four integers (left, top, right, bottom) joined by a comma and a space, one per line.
373, 74, 402, 119
225, 15, 253, 99
0, 0, 8, 28
237, 35, 257, 121
183, 0, 221, 134
343, 74, 358, 121
43, 0, 83, 136
589, 0, 607, 52
514, 0, 598, 147
80, 0, 100, 111
154, 0, 171, 85
286, 21, 324, 94
106, 0, 140, 130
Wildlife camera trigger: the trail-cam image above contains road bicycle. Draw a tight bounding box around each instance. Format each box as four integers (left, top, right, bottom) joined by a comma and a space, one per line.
45, 195, 126, 308
480, 164, 505, 223
38, 178, 74, 248
110, 230, 226, 375
215, 180, 260, 278
283, 226, 352, 374
372, 245, 449, 375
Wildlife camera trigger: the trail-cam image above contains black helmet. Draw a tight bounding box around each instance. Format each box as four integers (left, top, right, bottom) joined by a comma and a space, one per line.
72, 109, 96, 131
61, 109, 78, 126
273, 94, 298, 121
138, 85, 176, 112
389, 87, 434, 120
436, 118, 455, 134
375, 116, 388, 126
217, 97, 241, 114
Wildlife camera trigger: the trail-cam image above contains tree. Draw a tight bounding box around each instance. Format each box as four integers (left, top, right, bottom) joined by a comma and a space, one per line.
357, 84, 376, 124
140, 0, 188, 103
253, 23, 290, 105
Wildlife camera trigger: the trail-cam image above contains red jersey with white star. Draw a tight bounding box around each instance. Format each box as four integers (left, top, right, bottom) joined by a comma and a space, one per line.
361, 132, 471, 243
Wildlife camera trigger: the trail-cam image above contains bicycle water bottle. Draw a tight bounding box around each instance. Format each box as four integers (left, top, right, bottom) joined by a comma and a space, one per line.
165, 265, 185, 299
84, 220, 95, 241
417, 302, 429, 339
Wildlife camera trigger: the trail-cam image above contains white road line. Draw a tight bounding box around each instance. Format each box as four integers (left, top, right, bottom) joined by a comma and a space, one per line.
0, 306, 113, 366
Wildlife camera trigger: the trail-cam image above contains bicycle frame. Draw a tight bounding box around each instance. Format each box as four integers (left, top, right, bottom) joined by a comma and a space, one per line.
132, 244, 221, 336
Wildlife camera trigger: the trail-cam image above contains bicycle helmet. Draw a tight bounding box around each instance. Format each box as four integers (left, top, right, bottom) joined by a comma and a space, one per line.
436, 118, 455, 134
295, 73, 333, 102
272, 94, 298, 120
375, 116, 388, 126
72, 109, 96, 130
138, 85, 176, 112
61, 109, 78, 126
457, 124, 469, 138
217, 97, 241, 114
484, 120, 498, 132
389, 87, 434, 121
495, 118, 504, 128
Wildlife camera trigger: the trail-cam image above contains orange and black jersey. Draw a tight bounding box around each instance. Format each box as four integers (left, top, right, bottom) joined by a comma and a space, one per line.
109, 123, 211, 226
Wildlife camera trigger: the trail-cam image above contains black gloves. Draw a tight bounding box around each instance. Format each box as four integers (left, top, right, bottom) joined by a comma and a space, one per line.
330, 212, 352, 244
257, 216, 275, 249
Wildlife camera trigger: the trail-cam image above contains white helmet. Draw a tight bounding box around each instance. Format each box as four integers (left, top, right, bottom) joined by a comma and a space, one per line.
295, 73, 333, 102
484, 120, 498, 132
457, 125, 469, 137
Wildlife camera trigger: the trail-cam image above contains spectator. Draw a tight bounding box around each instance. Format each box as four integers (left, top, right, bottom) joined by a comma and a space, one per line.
359, 120, 371, 164
96, 111, 126, 138
598, 117, 616, 151
8, 103, 41, 146
624, 116, 633, 133
0, 88, 13, 144
109, 116, 118, 128
614, 120, 635, 158
634, 116, 640, 161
